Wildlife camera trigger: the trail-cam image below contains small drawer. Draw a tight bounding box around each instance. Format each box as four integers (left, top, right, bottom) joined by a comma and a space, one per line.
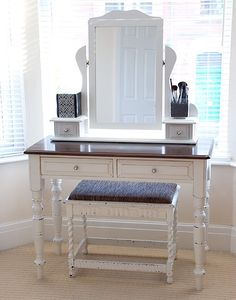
41, 157, 114, 178
54, 122, 80, 137
166, 124, 193, 140
117, 159, 193, 181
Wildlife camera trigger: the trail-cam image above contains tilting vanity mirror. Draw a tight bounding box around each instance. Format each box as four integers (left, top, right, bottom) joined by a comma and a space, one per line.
51, 10, 198, 144
89, 11, 163, 130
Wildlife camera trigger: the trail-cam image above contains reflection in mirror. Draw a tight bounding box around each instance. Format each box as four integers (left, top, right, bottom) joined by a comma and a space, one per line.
96, 26, 158, 126
89, 11, 163, 130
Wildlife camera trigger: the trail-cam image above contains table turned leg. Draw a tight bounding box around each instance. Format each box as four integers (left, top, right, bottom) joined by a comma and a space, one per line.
204, 179, 211, 252
32, 189, 45, 279
192, 160, 209, 290
51, 178, 63, 255
193, 196, 206, 291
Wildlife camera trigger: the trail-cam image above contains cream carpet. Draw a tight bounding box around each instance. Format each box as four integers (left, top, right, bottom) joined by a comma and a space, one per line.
0, 242, 235, 300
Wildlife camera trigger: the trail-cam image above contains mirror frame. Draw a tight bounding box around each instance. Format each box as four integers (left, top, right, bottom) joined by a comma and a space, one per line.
88, 10, 163, 130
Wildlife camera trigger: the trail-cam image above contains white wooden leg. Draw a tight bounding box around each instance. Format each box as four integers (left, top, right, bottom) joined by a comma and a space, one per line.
204, 200, 209, 253
173, 206, 178, 259
192, 160, 209, 290
166, 209, 175, 284
68, 215, 76, 277
193, 197, 206, 291
82, 215, 88, 254
32, 190, 45, 279
204, 180, 210, 252
51, 179, 63, 255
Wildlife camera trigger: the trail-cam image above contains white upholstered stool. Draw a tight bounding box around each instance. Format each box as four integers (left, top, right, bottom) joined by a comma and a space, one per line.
66, 180, 180, 283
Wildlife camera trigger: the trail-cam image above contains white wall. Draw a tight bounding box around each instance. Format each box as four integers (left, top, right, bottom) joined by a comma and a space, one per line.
0, 160, 32, 223
226, 0, 236, 231
23, 0, 44, 147
228, 0, 236, 161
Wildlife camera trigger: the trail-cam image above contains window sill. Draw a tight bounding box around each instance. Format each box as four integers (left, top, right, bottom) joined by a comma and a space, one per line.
211, 159, 236, 167
0, 155, 28, 165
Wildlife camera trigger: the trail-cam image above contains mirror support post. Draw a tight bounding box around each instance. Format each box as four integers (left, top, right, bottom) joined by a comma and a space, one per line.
76, 46, 88, 118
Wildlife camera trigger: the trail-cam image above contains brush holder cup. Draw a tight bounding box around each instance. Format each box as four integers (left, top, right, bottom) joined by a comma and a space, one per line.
171, 103, 188, 118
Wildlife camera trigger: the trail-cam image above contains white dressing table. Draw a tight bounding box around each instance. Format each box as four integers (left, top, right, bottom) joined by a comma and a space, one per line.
25, 136, 213, 290
25, 10, 213, 290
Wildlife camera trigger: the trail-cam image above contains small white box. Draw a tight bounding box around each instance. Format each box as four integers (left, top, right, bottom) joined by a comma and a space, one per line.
50, 116, 88, 139
163, 118, 197, 143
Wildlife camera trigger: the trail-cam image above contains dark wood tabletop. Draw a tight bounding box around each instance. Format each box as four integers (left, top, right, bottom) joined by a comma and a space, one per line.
24, 136, 214, 160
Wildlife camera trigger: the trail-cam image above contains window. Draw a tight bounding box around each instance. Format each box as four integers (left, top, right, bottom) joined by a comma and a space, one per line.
39, 0, 233, 159
0, 1, 26, 159
105, 2, 124, 12
200, 0, 223, 15
196, 52, 222, 122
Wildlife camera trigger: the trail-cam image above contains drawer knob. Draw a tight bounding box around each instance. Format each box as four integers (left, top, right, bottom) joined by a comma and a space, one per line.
177, 130, 182, 136
73, 165, 79, 171
152, 168, 157, 173
64, 128, 70, 133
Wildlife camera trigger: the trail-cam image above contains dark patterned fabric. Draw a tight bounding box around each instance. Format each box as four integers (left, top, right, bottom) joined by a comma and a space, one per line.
56, 93, 81, 118
68, 180, 178, 204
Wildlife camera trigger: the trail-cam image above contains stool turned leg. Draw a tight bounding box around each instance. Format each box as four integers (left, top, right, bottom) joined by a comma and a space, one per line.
82, 215, 88, 254
68, 215, 76, 277
173, 206, 178, 259
166, 209, 175, 284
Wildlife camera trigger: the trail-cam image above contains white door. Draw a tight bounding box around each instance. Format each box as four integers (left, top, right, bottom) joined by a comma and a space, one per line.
118, 26, 158, 124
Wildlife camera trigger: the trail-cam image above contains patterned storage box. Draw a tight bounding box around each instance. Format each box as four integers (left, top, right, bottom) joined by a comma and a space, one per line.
56, 92, 81, 118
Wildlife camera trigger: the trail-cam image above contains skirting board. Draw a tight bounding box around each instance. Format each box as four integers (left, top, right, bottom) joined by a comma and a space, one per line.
0, 218, 236, 253
0, 219, 33, 251
231, 227, 236, 253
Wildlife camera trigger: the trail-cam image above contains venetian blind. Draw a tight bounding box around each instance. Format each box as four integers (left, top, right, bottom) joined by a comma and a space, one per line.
0, 0, 26, 159
39, 0, 233, 159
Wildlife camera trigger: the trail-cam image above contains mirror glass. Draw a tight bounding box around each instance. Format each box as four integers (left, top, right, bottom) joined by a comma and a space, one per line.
89, 12, 163, 130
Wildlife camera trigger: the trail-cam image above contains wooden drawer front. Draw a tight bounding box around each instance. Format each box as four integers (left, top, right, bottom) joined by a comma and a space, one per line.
166, 124, 192, 140
41, 157, 114, 178
54, 122, 79, 137
117, 159, 193, 181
